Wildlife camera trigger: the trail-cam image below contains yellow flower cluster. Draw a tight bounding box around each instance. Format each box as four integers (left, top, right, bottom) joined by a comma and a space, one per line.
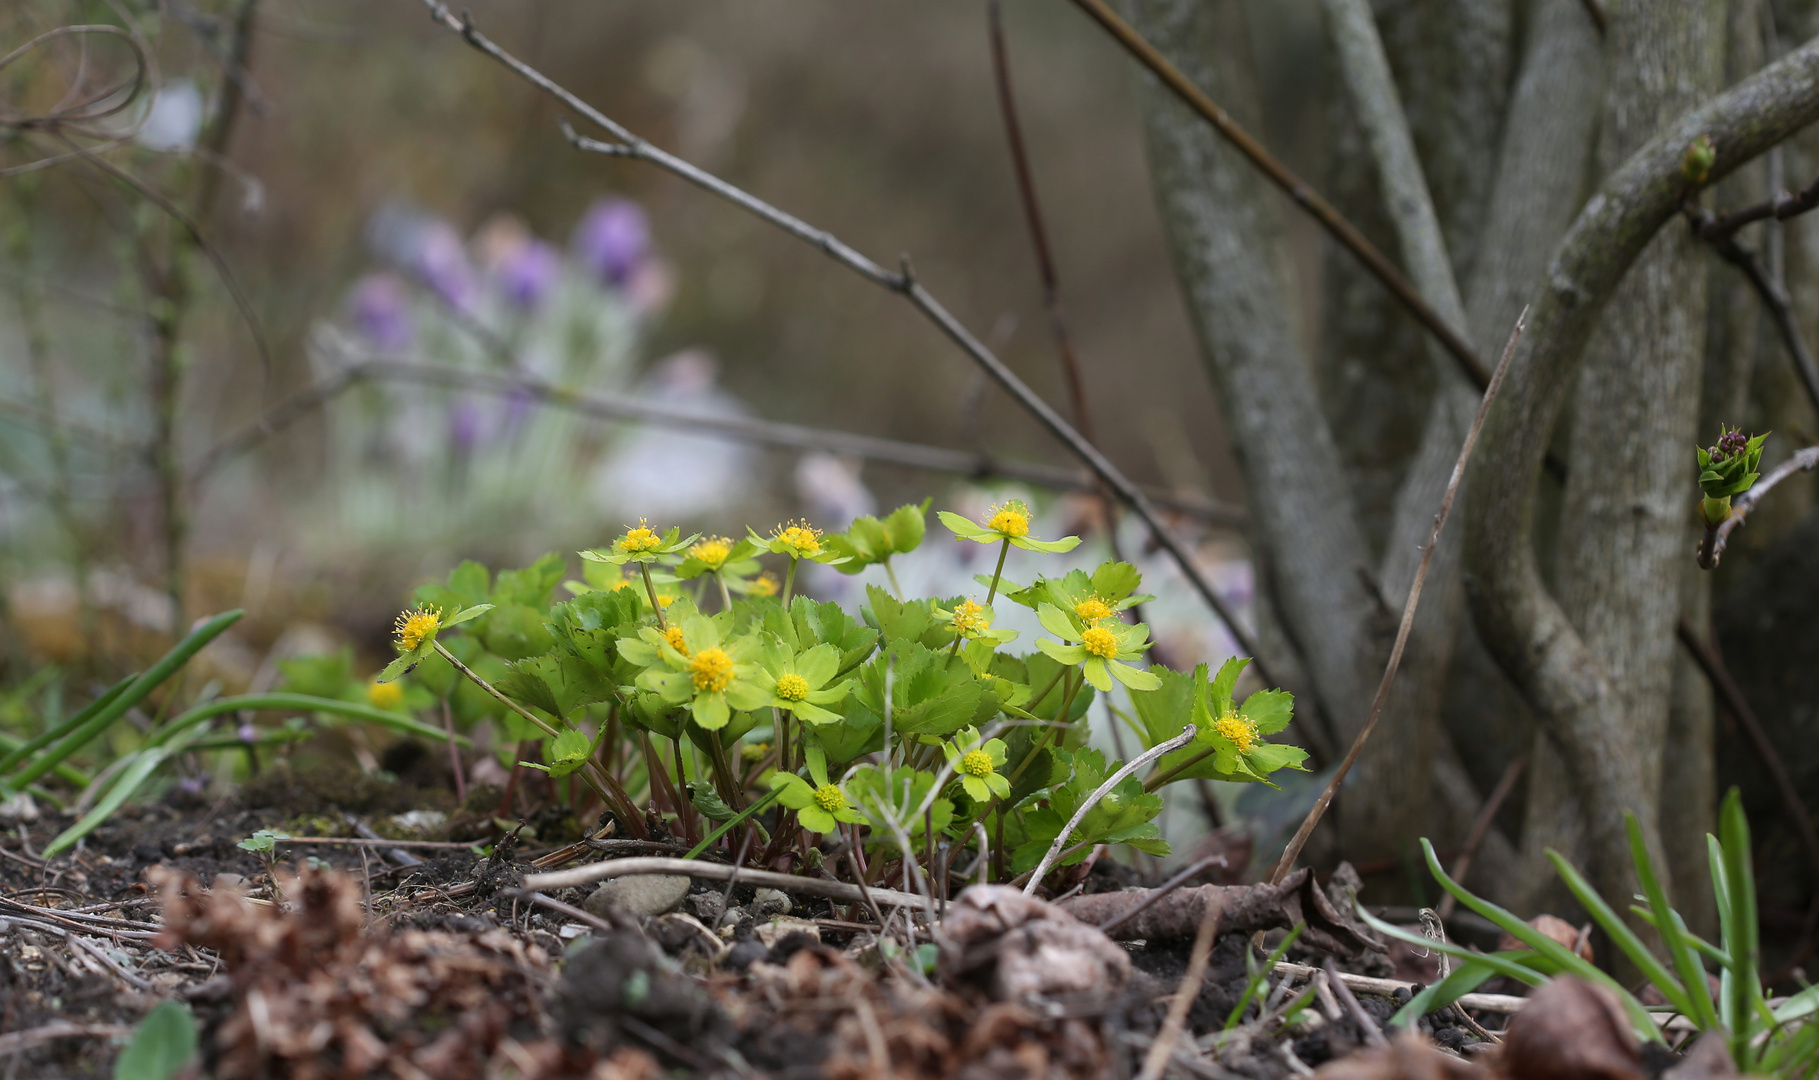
951, 599, 989, 639
772, 521, 823, 557
662, 626, 688, 654
689, 647, 735, 692
1215, 708, 1259, 753
689, 537, 733, 569
1081, 625, 1119, 659
1074, 595, 1113, 623
986, 501, 1031, 538
961, 749, 995, 778
615, 519, 663, 554
775, 673, 811, 701
394, 606, 442, 652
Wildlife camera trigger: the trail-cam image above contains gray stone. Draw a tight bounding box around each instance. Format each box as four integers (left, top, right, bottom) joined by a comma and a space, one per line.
683, 890, 725, 926
584, 874, 691, 918
750, 887, 791, 919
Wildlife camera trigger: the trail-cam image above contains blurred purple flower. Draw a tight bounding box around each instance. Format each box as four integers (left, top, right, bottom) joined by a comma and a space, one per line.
497, 239, 561, 311
237, 721, 258, 744
572, 198, 649, 287
449, 399, 484, 455
177, 776, 207, 795
413, 221, 479, 313
347, 273, 413, 351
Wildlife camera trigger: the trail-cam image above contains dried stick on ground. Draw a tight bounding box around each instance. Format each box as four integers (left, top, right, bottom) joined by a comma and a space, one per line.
1066, 0, 1489, 391
415, 0, 1275, 689
521, 856, 927, 911
191, 350, 1241, 525
1136, 894, 1223, 1080
1696, 444, 1819, 568
1269, 311, 1525, 884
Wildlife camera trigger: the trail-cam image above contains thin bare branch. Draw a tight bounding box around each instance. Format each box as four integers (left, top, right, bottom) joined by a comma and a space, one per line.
1686, 205, 1819, 414
1066, 0, 1490, 391
189, 350, 1244, 524
521, 856, 927, 911
1021, 724, 1196, 895
417, 0, 1268, 679
1270, 309, 1526, 885
1433, 754, 1526, 922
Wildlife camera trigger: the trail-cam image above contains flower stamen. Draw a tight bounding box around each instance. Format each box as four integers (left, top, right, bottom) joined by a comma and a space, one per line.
961, 749, 995, 778
775, 672, 811, 701
1081, 626, 1119, 659
986, 500, 1031, 538
394, 606, 442, 652
689, 647, 734, 692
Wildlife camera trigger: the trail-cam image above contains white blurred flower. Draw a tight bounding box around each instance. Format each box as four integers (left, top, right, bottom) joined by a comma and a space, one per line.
135, 80, 204, 152
593, 350, 755, 520
794, 453, 875, 530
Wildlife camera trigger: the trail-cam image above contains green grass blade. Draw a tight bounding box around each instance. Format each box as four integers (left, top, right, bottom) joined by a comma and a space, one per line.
146, 693, 472, 748
9, 611, 243, 789
1630, 906, 1729, 968
1357, 905, 1550, 987
0, 675, 133, 777
1625, 812, 1719, 1030
684, 786, 779, 860
1546, 848, 1693, 1020
1224, 922, 1304, 1030
0, 729, 89, 788
1392, 956, 1514, 1026
42, 748, 170, 857
1710, 833, 1738, 1032
1416, 838, 1659, 1039
1719, 789, 1760, 1064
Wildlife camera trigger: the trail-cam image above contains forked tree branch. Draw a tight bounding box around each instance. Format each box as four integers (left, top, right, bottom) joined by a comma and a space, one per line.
1687, 194, 1819, 413
1465, 34, 1819, 900
416, 0, 1271, 682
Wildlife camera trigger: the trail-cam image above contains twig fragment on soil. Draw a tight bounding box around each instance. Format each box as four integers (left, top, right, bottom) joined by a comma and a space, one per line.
521, 856, 927, 911
1272, 962, 1526, 1015
0, 1022, 130, 1057
1095, 853, 1230, 935
1324, 956, 1387, 1047
1270, 310, 1526, 885
1137, 893, 1224, 1080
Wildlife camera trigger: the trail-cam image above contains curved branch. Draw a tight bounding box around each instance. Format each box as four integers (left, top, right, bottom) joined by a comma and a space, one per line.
1465, 35, 1819, 887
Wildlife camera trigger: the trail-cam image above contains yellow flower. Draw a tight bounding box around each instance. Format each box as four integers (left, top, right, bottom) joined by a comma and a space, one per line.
1074, 595, 1114, 623
689, 536, 734, 569
367, 679, 404, 709
813, 783, 847, 813
986, 501, 1032, 538
749, 572, 780, 598
394, 606, 443, 652
951, 599, 989, 638
614, 519, 663, 554
961, 749, 995, 779
689, 647, 735, 692
1215, 708, 1259, 753
741, 741, 772, 763
657, 594, 677, 608
775, 672, 811, 701
662, 626, 689, 654
1081, 626, 1119, 660
773, 521, 823, 557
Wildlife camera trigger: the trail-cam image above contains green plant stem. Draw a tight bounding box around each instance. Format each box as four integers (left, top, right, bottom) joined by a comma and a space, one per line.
703, 729, 744, 811
430, 641, 638, 831
0, 675, 132, 777
985, 539, 1010, 605
1007, 669, 1078, 789
433, 642, 558, 739
673, 737, 697, 843
684, 787, 779, 860
1144, 745, 1215, 793
884, 558, 905, 600
639, 562, 667, 630
716, 572, 733, 612
782, 557, 800, 607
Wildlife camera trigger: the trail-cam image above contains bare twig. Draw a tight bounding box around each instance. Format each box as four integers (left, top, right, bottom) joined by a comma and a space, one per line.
521, 855, 928, 911
1136, 893, 1224, 1080
190, 351, 1243, 524
414, 0, 1273, 688
1687, 205, 1819, 414
0, 1023, 130, 1057
1273, 961, 1528, 1014
1021, 724, 1196, 895
1697, 445, 1819, 568
1066, 0, 1490, 391
1434, 754, 1526, 922
1270, 310, 1525, 885
1324, 956, 1387, 1046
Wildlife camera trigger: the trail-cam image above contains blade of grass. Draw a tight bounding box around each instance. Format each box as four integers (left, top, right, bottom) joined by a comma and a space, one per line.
684, 787, 779, 860
1710, 833, 1740, 1033
8, 611, 242, 789
1357, 906, 1552, 987
1224, 923, 1304, 1030
1720, 789, 1760, 1065
0, 729, 89, 788
41, 722, 207, 857
1546, 848, 1694, 1020
1631, 907, 1730, 967
1627, 813, 1721, 1031
1390, 951, 1564, 1025
0, 674, 132, 777
145, 692, 473, 748
1417, 838, 1660, 1037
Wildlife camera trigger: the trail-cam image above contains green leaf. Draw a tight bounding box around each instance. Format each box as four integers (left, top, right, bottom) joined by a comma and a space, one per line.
541, 727, 594, 779
1131, 665, 1198, 749
1090, 561, 1143, 602
882, 500, 929, 554
444, 603, 494, 629
1628, 812, 1721, 1033
114, 1001, 197, 1080
1242, 689, 1294, 735
865, 585, 934, 646
477, 603, 556, 661
688, 780, 738, 822
1209, 656, 1249, 710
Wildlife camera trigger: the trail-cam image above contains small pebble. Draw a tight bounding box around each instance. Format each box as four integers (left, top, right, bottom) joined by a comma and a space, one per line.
750, 887, 791, 919
584, 874, 691, 918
